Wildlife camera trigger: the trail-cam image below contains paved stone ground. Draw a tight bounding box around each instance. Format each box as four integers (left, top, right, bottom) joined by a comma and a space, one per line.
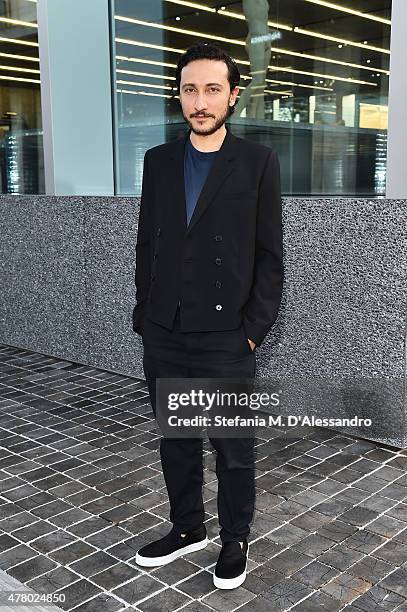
0, 344, 406, 611
0, 567, 64, 611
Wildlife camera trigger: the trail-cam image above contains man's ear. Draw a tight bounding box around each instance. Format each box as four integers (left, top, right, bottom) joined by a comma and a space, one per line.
230, 86, 239, 105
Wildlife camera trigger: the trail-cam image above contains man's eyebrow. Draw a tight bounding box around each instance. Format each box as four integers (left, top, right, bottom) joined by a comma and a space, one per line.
181, 83, 224, 88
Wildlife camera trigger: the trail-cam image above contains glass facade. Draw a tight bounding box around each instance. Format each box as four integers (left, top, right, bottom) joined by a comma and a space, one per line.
0, 0, 43, 194
112, 0, 391, 196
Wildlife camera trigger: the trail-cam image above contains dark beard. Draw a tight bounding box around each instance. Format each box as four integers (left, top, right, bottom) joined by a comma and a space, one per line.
183, 105, 230, 136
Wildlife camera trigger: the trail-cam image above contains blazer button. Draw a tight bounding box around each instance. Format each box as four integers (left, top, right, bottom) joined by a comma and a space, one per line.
214, 235, 222, 242
215, 280, 222, 288
215, 304, 223, 311
156, 228, 162, 236
153, 254, 158, 260
215, 257, 222, 265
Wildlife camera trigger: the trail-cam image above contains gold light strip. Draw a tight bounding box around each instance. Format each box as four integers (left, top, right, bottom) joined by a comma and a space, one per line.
164, 0, 216, 12
116, 79, 173, 90
0, 64, 39, 74
116, 38, 182, 54
264, 89, 293, 96
218, 8, 390, 55
116, 13, 390, 74
0, 17, 37, 28
265, 77, 333, 91
268, 46, 389, 75
117, 68, 176, 80
0, 52, 39, 63
116, 55, 176, 68
302, 0, 391, 25
293, 27, 391, 54
0, 37, 38, 47
0, 74, 40, 83
117, 89, 173, 98
268, 63, 376, 85
116, 57, 331, 90
27, 0, 392, 28
115, 66, 332, 94
217, 9, 293, 32
116, 38, 377, 86
115, 15, 247, 46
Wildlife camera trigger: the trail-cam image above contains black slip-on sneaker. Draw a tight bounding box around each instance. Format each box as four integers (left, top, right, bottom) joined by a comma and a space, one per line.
213, 539, 249, 589
135, 524, 208, 567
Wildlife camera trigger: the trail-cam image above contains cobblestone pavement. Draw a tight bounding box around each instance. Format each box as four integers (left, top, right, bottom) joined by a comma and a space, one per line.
0, 566, 64, 611
0, 344, 406, 611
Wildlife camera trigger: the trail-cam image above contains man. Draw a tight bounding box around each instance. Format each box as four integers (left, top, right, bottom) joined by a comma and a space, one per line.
132, 43, 283, 589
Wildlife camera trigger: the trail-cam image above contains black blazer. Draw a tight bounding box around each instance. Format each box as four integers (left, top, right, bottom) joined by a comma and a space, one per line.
133, 126, 284, 347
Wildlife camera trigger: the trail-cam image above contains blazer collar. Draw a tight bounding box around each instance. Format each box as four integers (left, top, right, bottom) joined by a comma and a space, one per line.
169, 125, 238, 235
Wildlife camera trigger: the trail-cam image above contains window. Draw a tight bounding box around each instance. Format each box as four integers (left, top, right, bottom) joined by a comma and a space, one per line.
0, 0, 43, 194
112, 0, 391, 196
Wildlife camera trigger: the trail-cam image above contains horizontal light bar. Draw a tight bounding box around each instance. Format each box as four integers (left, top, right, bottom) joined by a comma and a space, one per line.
0, 37, 38, 47
218, 8, 390, 55
116, 55, 333, 91
116, 55, 176, 68
115, 44, 388, 82
264, 89, 293, 96
268, 46, 389, 75
0, 17, 38, 28
302, 0, 391, 25
115, 16, 390, 79
0, 16, 37, 28
117, 68, 176, 80
116, 38, 182, 54
0, 52, 39, 63
116, 38, 377, 86
0, 64, 40, 74
218, 9, 293, 32
164, 0, 216, 12
265, 77, 333, 91
115, 15, 247, 47
117, 89, 293, 99
268, 64, 376, 86
0, 74, 40, 83
294, 27, 391, 54
116, 45, 388, 78
116, 79, 173, 90
117, 89, 173, 98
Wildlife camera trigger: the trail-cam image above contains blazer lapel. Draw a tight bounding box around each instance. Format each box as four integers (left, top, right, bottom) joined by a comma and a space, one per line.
168, 126, 237, 236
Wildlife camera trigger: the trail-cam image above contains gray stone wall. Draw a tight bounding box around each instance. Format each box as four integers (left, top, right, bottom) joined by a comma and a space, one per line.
1, 196, 406, 446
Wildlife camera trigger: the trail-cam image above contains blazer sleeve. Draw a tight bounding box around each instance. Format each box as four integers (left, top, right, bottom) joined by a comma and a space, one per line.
133, 151, 153, 333
242, 150, 284, 347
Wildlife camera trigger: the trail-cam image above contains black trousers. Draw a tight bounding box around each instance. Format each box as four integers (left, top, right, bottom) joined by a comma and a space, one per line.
141, 306, 256, 544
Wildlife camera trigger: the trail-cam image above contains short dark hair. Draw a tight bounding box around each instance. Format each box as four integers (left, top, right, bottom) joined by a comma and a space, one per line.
175, 43, 240, 117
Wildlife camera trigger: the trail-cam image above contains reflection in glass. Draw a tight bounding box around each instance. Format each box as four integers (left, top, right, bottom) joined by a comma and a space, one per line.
0, 0, 43, 193
112, 0, 391, 196
234, 0, 274, 119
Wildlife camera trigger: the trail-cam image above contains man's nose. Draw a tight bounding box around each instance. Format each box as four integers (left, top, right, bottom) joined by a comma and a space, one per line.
194, 94, 208, 110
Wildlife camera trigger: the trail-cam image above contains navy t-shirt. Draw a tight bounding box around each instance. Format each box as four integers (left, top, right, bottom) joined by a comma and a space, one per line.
184, 136, 218, 226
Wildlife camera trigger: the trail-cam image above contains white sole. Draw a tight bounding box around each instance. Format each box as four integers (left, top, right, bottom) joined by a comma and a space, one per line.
213, 544, 249, 589
135, 537, 208, 567
213, 566, 247, 589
